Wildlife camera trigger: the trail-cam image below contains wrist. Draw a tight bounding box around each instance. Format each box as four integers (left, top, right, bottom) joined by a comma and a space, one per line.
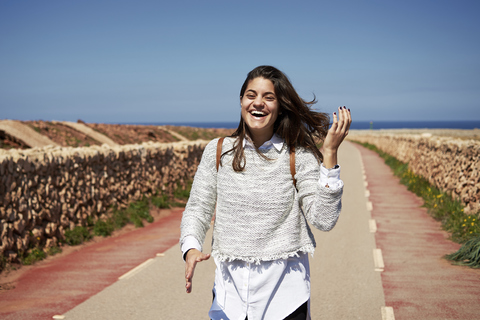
322, 148, 337, 157
323, 148, 337, 165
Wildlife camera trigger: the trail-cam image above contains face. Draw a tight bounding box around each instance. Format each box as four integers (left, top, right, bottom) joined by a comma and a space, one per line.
241, 77, 279, 141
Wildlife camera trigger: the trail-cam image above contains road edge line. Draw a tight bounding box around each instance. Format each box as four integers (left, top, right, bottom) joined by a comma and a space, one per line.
381, 306, 395, 320
119, 258, 154, 280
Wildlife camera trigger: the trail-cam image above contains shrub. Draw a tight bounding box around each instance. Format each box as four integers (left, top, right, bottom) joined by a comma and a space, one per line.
21, 248, 47, 265
64, 226, 92, 246
445, 236, 480, 268
0, 255, 7, 272
174, 181, 192, 200
112, 207, 130, 229
151, 194, 170, 209
127, 196, 153, 227
46, 246, 62, 256
93, 219, 115, 237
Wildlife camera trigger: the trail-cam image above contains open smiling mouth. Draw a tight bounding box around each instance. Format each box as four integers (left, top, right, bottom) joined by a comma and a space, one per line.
250, 111, 267, 118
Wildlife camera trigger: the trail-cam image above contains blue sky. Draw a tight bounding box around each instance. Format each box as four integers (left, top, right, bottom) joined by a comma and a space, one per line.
1, 0, 479, 123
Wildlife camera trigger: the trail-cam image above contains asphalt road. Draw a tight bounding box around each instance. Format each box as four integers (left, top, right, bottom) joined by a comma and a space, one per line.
1, 141, 479, 320
62, 141, 386, 320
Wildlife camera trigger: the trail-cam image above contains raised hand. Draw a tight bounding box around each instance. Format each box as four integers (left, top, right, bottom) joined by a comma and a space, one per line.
322, 106, 352, 169
185, 248, 211, 293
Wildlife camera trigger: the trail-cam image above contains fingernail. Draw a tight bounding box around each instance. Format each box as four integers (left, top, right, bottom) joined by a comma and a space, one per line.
343, 106, 346, 109
334, 112, 336, 115
348, 108, 351, 112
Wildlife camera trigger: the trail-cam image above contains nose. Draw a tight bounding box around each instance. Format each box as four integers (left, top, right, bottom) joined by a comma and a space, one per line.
253, 95, 264, 107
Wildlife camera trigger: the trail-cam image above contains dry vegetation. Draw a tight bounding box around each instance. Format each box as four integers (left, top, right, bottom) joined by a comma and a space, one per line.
1, 120, 235, 149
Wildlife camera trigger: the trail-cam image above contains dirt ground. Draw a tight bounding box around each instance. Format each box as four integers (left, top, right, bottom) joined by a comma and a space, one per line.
2, 120, 478, 150
1, 120, 235, 149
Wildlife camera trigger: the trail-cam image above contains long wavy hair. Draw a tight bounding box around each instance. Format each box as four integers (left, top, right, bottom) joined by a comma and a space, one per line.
224, 65, 330, 172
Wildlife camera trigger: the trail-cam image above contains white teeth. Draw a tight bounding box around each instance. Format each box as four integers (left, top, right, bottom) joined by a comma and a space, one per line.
251, 111, 266, 116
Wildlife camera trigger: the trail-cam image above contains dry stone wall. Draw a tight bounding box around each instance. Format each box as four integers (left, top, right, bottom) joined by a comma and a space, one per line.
348, 131, 480, 214
0, 140, 208, 262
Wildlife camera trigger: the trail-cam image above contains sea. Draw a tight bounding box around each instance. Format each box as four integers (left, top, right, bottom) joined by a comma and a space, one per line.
136, 121, 480, 130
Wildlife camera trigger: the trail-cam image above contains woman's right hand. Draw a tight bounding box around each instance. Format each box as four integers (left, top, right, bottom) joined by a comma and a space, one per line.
185, 249, 211, 293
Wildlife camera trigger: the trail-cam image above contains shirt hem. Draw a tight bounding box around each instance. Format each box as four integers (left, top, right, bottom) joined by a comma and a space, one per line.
211, 244, 315, 264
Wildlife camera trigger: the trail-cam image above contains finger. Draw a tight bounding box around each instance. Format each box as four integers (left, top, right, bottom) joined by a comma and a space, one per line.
342, 107, 351, 126
345, 108, 352, 131
339, 107, 351, 138
185, 261, 195, 282
185, 262, 195, 293
336, 106, 346, 133
197, 253, 211, 262
331, 111, 338, 131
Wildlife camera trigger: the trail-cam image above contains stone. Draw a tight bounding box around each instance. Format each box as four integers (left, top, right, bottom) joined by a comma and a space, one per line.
13, 214, 25, 234
45, 237, 58, 248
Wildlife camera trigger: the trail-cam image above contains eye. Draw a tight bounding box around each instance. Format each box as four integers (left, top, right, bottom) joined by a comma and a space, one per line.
246, 94, 255, 99
265, 96, 275, 101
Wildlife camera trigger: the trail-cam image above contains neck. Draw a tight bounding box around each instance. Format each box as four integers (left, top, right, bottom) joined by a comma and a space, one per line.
250, 130, 274, 148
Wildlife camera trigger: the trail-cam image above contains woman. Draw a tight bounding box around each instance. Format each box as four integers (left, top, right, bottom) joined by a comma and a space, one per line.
181, 65, 351, 320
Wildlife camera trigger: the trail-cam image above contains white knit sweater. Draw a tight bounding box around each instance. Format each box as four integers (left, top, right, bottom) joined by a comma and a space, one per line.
180, 137, 343, 263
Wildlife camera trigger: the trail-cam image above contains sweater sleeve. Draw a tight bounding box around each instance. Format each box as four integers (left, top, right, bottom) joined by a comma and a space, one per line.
295, 148, 343, 231
180, 138, 219, 251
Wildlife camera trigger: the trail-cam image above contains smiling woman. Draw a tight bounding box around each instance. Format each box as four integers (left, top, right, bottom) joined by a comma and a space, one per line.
180, 65, 351, 320
240, 77, 280, 146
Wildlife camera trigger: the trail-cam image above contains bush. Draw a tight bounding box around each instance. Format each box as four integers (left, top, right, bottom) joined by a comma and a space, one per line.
151, 194, 170, 209
46, 246, 62, 256
0, 255, 7, 272
174, 181, 192, 200
127, 197, 153, 227
21, 248, 47, 265
64, 226, 92, 246
445, 236, 480, 268
112, 207, 130, 229
93, 219, 115, 237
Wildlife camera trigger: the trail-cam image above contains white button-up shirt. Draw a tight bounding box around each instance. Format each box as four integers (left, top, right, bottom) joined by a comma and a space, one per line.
182, 135, 342, 320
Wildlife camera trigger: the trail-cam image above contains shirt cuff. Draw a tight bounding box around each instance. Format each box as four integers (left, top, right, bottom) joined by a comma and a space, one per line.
319, 163, 342, 189
181, 235, 202, 261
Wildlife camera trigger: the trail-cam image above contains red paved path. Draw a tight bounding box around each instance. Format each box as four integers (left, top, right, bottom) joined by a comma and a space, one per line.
0, 209, 183, 320
354, 143, 480, 320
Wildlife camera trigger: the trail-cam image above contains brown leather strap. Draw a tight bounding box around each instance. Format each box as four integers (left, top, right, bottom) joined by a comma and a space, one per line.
290, 145, 296, 188
217, 137, 296, 188
216, 137, 225, 171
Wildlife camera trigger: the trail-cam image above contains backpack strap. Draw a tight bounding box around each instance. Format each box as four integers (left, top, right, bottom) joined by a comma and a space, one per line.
216, 137, 225, 171
216, 137, 297, 189
290, 145, 296, 188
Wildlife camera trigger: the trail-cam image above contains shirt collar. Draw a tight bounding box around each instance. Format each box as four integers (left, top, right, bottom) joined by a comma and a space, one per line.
243, 134, 284, 151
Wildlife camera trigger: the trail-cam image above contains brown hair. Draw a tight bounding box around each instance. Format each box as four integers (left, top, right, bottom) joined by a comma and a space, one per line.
225, 65, 329, 172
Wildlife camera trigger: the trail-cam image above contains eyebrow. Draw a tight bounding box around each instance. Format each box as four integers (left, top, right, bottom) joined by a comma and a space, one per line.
245, 89, 276, 96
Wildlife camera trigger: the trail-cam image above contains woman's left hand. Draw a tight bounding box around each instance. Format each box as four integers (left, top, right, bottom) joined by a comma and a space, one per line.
322, 106, 352, 168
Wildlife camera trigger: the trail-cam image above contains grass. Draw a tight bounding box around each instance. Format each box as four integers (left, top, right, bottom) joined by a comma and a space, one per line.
445, 236, 480, 268
173, 181, 193, 205
64, 226, 92, 246
151, 193, 171, 209
352, 141, 480, 268
20, 248, 47, 265
46, 246, 63, 256
93, 219, 116, 237
126, 196, 153, 228
0, 185, 192, 273
65, 185, 190, 243
2, 245, 63, 271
